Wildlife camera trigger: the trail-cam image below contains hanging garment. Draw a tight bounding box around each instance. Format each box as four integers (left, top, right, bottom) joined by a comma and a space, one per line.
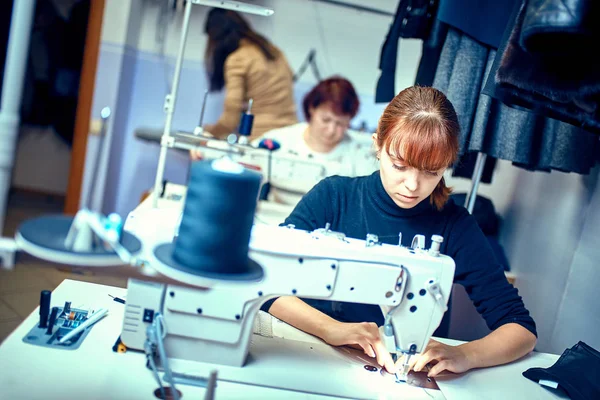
414, 18, 448, 87
375, 0, 440, 103
482, 0, 600, 134
430, 0, 520, 181
433, 27, 600, 175
436, 0, 520, 48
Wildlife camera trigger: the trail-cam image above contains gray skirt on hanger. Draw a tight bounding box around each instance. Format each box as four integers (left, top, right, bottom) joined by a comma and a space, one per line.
433, 28, 599, 175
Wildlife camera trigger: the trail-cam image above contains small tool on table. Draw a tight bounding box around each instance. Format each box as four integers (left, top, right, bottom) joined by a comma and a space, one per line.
58, 308, 108, 344
38, 290, 51, 328
59, 301, 71, 318
46, 307, 59, 335
108, 294, 126, 304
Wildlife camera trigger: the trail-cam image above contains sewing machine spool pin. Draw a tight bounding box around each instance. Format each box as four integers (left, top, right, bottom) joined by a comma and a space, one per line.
366, 234, 381, 247
429, 235, 443, 257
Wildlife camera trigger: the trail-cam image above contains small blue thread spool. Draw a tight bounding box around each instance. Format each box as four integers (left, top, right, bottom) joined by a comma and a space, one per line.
154, 158, 263, 281
238, 98, 254, 138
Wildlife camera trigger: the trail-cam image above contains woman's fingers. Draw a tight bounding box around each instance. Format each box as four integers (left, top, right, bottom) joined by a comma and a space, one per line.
357, 341, 376, 358
427, 360, 449, 377
372, 340, 396, 373
413, 349, 436, 372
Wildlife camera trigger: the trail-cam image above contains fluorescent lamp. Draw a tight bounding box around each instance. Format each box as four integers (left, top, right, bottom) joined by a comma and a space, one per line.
191, 0, 274, 16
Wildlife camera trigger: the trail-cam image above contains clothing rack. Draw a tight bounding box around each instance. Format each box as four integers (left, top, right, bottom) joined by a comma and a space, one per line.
464, 152, 487, 214
311, 0, 394, 17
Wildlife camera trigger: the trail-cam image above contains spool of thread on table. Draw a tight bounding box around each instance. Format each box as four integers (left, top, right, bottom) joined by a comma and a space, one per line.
171, 158, 262, 277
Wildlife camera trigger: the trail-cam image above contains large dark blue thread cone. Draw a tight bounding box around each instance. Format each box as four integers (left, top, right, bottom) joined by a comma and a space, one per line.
154, 159, 263, 281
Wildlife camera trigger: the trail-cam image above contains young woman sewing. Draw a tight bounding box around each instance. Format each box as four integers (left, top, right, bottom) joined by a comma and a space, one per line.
262, 86, 537, 377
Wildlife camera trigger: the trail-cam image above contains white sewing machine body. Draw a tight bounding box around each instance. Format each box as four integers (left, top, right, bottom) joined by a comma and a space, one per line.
120, 222, 456, 370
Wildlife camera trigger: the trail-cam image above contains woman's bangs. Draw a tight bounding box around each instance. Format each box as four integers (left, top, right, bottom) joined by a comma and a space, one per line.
385, 119, 456, 171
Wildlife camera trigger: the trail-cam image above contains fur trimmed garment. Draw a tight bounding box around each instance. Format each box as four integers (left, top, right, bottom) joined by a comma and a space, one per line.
492, 0, 600, 134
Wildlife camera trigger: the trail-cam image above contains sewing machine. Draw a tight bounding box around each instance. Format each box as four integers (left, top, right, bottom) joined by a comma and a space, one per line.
138, 126, 375, 203
122, 223, 454, 361
115, 201, 455, 395
0, 199, 454, 398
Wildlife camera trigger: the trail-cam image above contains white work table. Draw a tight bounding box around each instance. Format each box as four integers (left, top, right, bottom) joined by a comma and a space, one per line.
0, 280, 338, 400
0, 280, 566, 400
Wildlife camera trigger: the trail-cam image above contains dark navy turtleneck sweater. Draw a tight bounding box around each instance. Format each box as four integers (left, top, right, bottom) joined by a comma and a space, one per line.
268, 171, 537, 337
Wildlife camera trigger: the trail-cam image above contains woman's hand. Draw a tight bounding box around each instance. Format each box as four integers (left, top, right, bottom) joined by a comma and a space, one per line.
323, 321, 396, 373
406, 339, 473, 377
405, 324, 536, 377
190, 148, 203, 161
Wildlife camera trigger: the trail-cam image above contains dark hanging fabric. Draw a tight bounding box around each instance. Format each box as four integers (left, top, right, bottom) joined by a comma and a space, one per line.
414, 18, 448, 87
436, 0, 521, 48
431, 0, 520, 182
375, 0, 440, 103
481, 0, 600, 134
433, 26, 600, 175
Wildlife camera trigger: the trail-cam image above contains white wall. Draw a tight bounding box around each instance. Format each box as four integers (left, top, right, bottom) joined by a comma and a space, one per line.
499, 166, 600, 353
81, 0, 141, 211
445, 161, 600, 355
135, 0, 419, 99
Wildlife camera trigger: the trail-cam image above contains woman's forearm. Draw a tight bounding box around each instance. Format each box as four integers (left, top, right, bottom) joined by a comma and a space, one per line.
268, 296, 340, 340
459, 323, 537, 369
204, 118, 238, 139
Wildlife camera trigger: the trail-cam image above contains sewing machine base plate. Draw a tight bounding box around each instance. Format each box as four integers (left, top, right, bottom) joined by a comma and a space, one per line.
152, 335, 438, 399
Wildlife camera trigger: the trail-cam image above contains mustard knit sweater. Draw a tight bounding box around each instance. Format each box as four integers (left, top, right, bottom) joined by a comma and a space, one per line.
204, 40, 298, 141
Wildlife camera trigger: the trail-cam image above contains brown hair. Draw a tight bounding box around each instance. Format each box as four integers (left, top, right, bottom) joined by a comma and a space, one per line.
375, 86, 460, 210
302, 76, 360, 121
204, 8, 279, 91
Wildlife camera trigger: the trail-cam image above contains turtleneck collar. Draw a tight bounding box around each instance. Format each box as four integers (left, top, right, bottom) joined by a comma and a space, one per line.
366, 171, 435, 218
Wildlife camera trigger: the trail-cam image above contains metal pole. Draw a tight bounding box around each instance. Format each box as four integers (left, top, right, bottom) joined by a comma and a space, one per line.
82, 107, 111, 213
152, 0, 193, 208
465, 152, 487, 214
0, 0, 37, 230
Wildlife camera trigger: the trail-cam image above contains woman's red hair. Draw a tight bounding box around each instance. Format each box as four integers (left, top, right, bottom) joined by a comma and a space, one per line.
302, 76, 359, 121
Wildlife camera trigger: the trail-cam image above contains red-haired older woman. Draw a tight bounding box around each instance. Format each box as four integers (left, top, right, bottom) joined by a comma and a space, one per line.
264, 86, 537, 377
256, 77, 377, 204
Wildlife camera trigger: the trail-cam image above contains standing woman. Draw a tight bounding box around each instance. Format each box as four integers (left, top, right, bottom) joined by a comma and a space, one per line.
202, 8, 298, 141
